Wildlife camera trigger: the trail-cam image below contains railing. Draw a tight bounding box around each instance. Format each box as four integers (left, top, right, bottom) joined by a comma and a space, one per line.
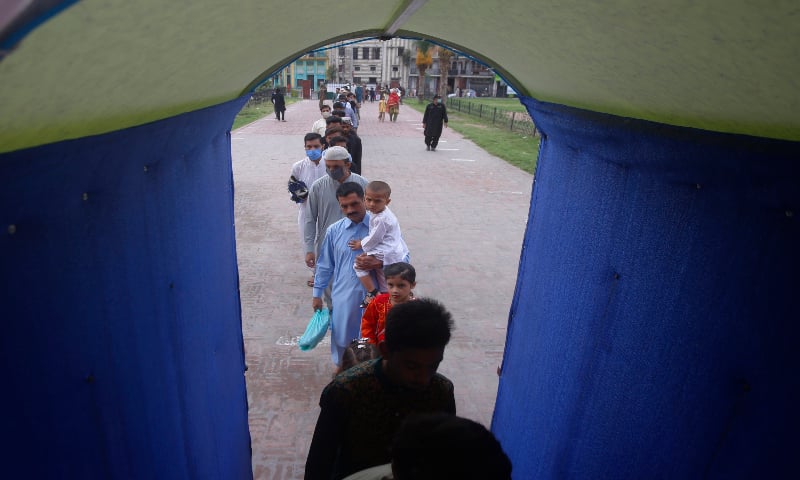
445, 98, 538, 137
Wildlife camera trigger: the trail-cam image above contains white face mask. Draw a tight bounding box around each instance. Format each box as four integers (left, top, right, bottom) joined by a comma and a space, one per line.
322, 111, 331, 118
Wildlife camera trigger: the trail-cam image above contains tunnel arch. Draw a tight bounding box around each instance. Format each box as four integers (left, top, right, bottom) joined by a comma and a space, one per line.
1, 2, 799, 479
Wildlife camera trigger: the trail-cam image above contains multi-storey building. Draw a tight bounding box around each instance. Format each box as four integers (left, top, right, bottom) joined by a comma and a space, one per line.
271, 51, 328, 98
271, 38, 501, 98
326, 38, 415, 92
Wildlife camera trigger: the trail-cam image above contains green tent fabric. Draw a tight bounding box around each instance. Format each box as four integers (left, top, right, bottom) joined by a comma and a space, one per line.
1, 0, 799, 155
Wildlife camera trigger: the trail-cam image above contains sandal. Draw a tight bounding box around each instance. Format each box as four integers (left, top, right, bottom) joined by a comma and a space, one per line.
359, 289, 378, 308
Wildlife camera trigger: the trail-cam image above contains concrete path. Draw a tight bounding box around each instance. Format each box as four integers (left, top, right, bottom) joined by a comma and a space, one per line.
231, 98, 533, 479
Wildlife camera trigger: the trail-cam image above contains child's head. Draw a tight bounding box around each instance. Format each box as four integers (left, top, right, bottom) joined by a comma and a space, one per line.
340, 337, 379, 372
384, 262, 416, 304
365, 180, 391, 214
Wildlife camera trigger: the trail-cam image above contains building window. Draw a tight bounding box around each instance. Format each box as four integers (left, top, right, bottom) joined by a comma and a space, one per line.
369, 77, 377, 84
354, 66, 361, 71
373, 48, 380, 60
392, 66, 399, 72
362, 47, 370, 60
370, 65, 376, 72
353, 77, 361, 83
352, 48, 358, 60
338, 47, 345, 56
398, 46, 404, 55
338, 64, 344, 72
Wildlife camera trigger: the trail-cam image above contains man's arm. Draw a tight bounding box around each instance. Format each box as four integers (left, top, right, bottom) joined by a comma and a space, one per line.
354, 253, 383, 271
312, 223, 336, 309
303, 186, 320, 265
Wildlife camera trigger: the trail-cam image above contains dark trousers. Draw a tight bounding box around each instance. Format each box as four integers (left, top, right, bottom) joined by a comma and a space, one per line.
425, 135, 441, 149
275, 110, 284, 120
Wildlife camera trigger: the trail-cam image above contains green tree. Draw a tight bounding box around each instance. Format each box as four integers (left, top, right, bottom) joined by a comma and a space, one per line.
415, 40, 433, 100
437, 46, 455, 98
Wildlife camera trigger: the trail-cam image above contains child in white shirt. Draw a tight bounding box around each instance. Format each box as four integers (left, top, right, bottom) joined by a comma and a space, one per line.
348, 181, 409, 307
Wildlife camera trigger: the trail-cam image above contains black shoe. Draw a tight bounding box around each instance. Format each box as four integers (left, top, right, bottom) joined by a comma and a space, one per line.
431, 147, 436, 151
426, 145, 430, 151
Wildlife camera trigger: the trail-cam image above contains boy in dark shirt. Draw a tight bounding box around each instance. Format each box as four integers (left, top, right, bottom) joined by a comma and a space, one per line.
304, 298, 456, 480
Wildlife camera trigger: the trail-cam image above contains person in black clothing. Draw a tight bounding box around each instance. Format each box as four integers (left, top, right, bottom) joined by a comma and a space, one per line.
422, 95, 448, 151
304, 298, 457, 480
341, 118, 362, 175
271, 88, 286, 121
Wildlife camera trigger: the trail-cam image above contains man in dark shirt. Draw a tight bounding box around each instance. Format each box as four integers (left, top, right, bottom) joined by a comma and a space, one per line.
422, 95, 448, 151
340, 117, 362, 175
304, 298, 457, 480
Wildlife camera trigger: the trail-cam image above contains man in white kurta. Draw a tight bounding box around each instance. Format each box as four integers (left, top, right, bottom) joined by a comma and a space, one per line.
290, 133, 327, 284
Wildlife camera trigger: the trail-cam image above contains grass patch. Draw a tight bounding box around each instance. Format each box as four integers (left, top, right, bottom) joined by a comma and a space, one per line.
407, 100, 539, 174
232, 96, 301, 130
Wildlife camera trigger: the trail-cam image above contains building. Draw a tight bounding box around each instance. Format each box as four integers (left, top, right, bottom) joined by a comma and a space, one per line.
272, 52, 328, 98
326, 38, 498, 98
326, 37, 415, 93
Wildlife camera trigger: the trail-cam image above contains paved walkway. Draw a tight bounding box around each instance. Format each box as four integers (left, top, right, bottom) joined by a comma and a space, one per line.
231, 98, 533, 479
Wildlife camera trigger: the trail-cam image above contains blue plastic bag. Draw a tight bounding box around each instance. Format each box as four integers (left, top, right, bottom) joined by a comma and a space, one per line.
298, 308, 330, 351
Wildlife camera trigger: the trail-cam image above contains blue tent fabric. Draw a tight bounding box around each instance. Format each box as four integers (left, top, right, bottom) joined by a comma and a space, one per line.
492, 97, 800, 478
0, 96, 252, 479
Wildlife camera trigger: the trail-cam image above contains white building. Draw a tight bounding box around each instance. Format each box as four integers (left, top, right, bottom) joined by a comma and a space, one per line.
326, 38, 498, 97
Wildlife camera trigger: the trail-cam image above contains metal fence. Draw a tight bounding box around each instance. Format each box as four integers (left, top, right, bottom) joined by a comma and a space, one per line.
445, 98, 538, 137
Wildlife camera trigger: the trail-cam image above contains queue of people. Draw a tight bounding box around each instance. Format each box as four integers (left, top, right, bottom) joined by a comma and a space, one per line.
282, 89, 504, 479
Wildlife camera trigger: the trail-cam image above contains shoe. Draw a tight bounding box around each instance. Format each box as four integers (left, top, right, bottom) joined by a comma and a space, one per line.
431, 147, 436, 151
359, 289, 379, 308
282, 119, 287, 122
426, 145, 430, 151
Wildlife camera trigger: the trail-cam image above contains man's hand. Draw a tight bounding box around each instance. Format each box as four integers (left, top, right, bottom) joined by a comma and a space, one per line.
305, 252, 316, 268
445, 122, 448, 128
354, 253, 382, 271
348, 239, 362, 250
312, 297, 323, 312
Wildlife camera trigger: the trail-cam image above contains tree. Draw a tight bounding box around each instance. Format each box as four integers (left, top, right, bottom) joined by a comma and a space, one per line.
415, 40, 433, 100
325, 64, 337, 83
437, 46, 455, 98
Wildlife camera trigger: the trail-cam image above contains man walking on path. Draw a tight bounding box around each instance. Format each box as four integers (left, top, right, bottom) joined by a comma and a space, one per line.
271, 87, 286, 121
422, 95, 448, 151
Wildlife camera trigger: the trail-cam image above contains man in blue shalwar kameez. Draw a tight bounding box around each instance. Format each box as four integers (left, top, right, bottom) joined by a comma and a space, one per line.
312, 182, 407, 368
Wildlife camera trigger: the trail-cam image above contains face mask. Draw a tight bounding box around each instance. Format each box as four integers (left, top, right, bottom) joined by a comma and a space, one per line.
327, 166, 345, 181
322, 111, 331, 118
306, 148, 322, 161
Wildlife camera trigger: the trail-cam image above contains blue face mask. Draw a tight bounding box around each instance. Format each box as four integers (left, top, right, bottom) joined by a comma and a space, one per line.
306, 148, 322, 161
